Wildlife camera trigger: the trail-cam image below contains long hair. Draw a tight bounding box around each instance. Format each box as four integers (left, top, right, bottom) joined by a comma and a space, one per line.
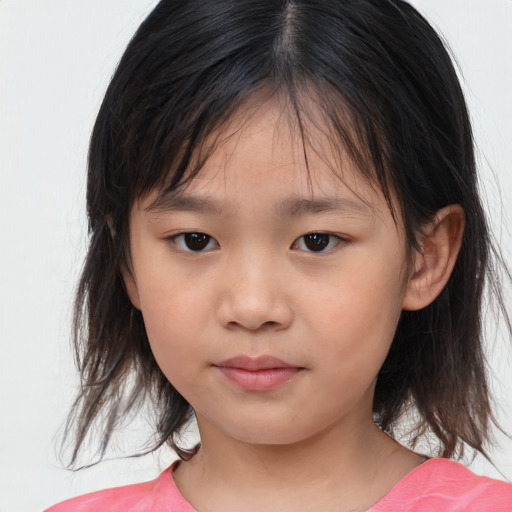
64, 0, 508, 466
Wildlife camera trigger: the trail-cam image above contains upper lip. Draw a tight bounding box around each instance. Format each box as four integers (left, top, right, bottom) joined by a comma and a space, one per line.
215, 355, 297, 371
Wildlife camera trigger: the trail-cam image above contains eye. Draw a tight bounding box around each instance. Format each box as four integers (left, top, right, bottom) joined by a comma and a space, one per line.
293, 233, 342, 253
171, 232, 219, 252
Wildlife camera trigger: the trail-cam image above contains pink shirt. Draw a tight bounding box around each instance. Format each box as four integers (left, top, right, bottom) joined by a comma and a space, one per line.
45, 458, 512, 511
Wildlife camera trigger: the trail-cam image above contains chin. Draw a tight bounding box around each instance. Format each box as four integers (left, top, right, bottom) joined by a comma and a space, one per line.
213, 416, 328, 447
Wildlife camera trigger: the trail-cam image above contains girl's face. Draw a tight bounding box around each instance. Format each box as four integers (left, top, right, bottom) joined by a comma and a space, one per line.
125, 98, 412, 447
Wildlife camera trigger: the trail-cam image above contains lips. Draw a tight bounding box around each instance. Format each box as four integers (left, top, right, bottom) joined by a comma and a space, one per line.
214, 355, 303, 391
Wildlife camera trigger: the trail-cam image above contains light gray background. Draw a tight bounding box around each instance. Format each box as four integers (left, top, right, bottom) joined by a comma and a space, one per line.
1, 1, 511, 511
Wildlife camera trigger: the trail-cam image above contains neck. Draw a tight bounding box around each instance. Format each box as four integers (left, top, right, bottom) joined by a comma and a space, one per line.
173, 413, 422, 512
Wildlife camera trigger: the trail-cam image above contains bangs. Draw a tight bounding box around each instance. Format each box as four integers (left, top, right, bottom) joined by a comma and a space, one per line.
135, 81, 397, 228
93, 0, 416, 231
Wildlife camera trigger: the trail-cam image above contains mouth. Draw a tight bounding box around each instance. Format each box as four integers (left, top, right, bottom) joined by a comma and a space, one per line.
214, 355, 304, 392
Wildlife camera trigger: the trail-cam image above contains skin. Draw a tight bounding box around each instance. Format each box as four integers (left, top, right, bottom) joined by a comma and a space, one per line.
123, 96, 464, 512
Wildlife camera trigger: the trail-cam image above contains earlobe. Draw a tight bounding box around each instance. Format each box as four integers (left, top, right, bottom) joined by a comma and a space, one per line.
402, 204, 465, 311
121, 263, 142, 310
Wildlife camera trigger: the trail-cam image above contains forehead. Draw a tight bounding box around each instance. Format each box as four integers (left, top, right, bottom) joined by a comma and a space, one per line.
144, 93, 386, 217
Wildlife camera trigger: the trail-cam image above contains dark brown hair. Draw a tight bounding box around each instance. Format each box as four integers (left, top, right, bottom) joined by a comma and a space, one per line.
64, 0, 509, 467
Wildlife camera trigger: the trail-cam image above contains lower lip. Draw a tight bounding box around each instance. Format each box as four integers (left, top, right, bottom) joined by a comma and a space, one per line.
217, 366, 302, 391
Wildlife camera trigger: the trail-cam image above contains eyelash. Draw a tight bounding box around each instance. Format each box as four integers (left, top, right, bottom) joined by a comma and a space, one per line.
292, 232, 344, 252
170, 232, 220, 252
168, 232, 345, 254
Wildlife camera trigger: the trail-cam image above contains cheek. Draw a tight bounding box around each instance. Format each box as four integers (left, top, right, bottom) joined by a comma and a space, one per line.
140, 291, 204, 398
314, 253, 406, 367
137, 254, 210, 328
135, 270, 210, 373
327, 253, 404, 320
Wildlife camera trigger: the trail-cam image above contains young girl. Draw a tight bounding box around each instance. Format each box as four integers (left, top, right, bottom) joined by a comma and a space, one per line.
46, 0, 511, 510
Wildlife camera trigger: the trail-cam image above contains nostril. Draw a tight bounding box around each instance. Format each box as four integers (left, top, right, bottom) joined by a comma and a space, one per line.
226, 319, 282, 332
217, 289, 294, 331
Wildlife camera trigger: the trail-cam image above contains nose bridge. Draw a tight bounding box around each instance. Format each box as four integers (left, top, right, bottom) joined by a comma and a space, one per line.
217, 243, 292, 331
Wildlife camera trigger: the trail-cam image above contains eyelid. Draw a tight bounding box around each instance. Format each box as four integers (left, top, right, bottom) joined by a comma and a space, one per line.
292, 232, 347, 253
167, 231, 220, 253
164, 230, 348, 254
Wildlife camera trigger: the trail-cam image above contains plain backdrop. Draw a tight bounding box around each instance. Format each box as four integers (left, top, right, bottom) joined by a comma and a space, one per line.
0, 1, 511, 511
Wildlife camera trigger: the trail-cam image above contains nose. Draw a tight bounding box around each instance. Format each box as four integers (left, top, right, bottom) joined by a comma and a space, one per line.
216, 251, 294, 332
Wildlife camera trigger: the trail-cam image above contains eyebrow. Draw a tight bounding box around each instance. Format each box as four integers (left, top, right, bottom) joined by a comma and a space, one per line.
146, 191, 370, 218
276, 195, 370, 217
147, 192, 225, 215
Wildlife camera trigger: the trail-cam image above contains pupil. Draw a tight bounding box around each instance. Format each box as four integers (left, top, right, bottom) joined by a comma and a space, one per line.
184, 233, 210, 250
305, 233, 329, 251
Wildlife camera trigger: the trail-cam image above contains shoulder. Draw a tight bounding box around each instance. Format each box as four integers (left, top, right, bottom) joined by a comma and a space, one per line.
44, 465, 197, 512
372, 457, 512, 512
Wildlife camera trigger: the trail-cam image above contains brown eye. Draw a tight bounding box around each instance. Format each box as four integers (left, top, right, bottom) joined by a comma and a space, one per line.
293, 233, 342, 253
304, 233, 330, 251
185, 233, 210, 250
173, 232, 218, 252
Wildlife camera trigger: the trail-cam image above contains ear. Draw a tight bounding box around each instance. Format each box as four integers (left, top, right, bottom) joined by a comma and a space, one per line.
402, 204, 465, 311
121, 262, 142, 310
